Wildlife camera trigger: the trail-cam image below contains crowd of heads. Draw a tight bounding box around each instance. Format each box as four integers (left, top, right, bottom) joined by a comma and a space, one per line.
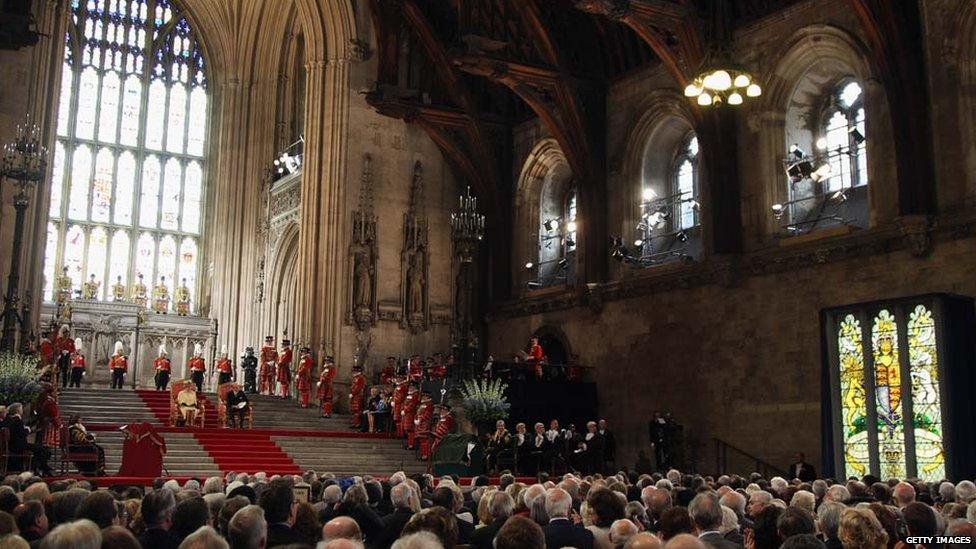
0, 467, 967, 548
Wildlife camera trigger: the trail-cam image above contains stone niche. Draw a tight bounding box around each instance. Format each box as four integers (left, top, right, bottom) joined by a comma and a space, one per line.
41, 301, 216, 389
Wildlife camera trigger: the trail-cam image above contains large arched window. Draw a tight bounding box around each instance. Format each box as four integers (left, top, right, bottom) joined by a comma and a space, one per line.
672, 135, 699, 231
819, 81, 867, 194
43, 0, 208, 313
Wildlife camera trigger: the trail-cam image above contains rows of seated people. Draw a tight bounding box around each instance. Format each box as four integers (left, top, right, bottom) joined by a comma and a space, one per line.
484, 419, 617, 478
0, 466, 969, 548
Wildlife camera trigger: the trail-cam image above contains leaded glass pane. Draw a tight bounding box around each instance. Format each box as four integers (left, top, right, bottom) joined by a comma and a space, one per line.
907, 305, 945, 481
114, 152, 135, 224
183, 162, 201, 233
677, 160, 695, 230
161, 158, 181, 230
178, 236, 197, 309
139, 156, 160, 227
166, 84, 187, 153
120, 75, 141, 146
135, 232, 155, 281
87, 227, 108, 298
50, 143, 65, 218
98, 71, 122, 142
109, 230, 130, 291
837, 314, 869, 478
825, 110, 849, 193
157, 234, 177, 293
91, 148, 114, 223
145, 80, 166, 150
872, 309, 906, 479
187, 87, 207, 156
56, 64, 73, 137
63, 225, 86, 292
43, 223, 59, 300
76, 67, 99, 139
68, 145, 92, 221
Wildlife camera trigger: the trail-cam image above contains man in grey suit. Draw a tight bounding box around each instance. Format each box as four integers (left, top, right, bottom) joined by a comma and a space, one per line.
689, 493, 742, 549
542, 488, 593, 549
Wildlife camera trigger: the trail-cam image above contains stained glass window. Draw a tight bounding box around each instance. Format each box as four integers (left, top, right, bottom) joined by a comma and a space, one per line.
872, 309, 906, 479
907, 305, 945, 480
43, 0, 208, 314
837, 314, 869, 479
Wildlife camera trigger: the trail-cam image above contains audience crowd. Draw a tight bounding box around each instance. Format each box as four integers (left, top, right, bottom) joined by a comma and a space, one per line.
0, 466, 969, 549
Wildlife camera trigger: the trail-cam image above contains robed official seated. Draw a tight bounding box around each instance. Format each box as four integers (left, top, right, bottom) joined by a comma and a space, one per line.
65, 415, 105, 476
170, 380, 205, 428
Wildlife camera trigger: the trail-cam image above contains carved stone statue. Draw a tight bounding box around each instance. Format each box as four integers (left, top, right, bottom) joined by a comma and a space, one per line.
55, 266, 72, 304
407, 251, 425, 316
353, 245, 373, 310
92, 315, 120, 365
133, 274, 148, 309
111, 276, 126, 302
174, 278, 191, 316
152, 276, 170, 314
82, 274, 100, 300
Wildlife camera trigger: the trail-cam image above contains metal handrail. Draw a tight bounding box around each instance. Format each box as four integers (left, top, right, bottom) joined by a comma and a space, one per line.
713, 437, 788, 478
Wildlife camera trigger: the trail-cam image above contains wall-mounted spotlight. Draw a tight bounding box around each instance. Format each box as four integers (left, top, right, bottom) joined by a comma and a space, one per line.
566, 221, 577, 233
544, 219, 560, 232
771, 203, 786, 220
787, 160, 814, 182
848, 127, 865, 145
815, 137, 828, 151
810, 163, 833, 183
789, 143, 805, 159
675, 231, 689, 243
524, 262, 535, 270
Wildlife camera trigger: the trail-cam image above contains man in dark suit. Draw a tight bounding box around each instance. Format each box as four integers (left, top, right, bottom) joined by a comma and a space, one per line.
470, 491, 514, 549
373, 484, 416, 549
689, 493, 740, 549
226, 387, 251, 429
260, 479, 310, 547
4, 403, 51, 476
138, 489, 179, 549
431, 486, 475, 544
582, 421, 604, 476
598, 419, 616, 474
528, 422, 551, 477
543, 487, 593, 549
789, 452, 817, 482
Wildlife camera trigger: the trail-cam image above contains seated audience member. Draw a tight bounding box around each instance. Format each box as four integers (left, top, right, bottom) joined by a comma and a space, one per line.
227, 505, 266, 549
391, 531, 443, 549
748, 505, 782, 549
609, 518, 639, 548
178, 526, 229, 549
170, 497, 210, 544
322, 516, 362, 544
815, 501, 844, 549
901, 501, 938, 543
333, 484, 383, 544
544, 487, 594, 549
837, 508, 888, 549
4, 404, 52, 476
470, 491, 514, 549
66, 415, 106, 476
780, 533, 826, 549
74, 491, 119, 529
688, 493, 738, 549
399, 507, 458, 549
587, 488, 626, 548
259, 479, 308, 547
658, 507, 695, 541
13, 501, 46, 543
216, 497, 250, 537
776, 507, 815, 541
293, 502, 319, 544
101, 525, 142, 549
494, 515, 545, 549
624, 532, 663, 549
40, 519, 102, 549
430, 486, 474, 544
663, 533, 707, 549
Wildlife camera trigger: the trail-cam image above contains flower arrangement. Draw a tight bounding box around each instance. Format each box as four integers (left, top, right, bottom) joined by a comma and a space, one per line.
0, 352, 42, 407
460, 378, 510, 424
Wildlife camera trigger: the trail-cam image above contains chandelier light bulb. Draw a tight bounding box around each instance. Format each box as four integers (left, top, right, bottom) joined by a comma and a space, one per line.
697, 92, 713, 106
728, 92, 743, 105
684, 83, 701, 97
709, 70, 732, 90
746, 83, 762, 97
733, 74, 751, 87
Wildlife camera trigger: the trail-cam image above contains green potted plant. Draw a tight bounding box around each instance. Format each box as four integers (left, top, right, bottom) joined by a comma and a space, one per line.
0, 352, 42, 408
459, 378, 511, 436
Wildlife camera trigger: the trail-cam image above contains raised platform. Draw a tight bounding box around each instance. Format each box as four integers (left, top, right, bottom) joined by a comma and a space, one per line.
57, 388, 427, 477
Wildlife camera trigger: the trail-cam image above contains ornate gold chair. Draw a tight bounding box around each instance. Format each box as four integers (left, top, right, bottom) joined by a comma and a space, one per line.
217, 382, 252, 428
170, 379, 205, 428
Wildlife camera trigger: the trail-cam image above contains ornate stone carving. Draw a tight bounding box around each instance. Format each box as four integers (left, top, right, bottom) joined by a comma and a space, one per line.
347, 155, 379, 331
896, 215, 934, 257
400, 161, 430, 334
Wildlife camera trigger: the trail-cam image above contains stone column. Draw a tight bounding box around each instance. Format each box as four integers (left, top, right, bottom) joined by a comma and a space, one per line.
293, 56, 350, 359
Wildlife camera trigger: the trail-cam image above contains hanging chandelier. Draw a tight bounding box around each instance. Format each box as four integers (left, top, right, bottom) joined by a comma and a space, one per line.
683, 1, 761, 107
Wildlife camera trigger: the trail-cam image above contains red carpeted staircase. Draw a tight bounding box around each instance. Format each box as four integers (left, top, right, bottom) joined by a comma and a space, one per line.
136, 389, 220, 428
193, 431, 301, 475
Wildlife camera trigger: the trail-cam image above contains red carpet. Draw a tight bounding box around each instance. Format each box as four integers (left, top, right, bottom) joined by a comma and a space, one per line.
136, 390, 220, 428
193, 430, 301, 476
84, 424, 394, 439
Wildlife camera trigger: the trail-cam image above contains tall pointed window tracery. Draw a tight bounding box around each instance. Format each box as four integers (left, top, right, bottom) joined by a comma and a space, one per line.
44, 0, 207, 311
